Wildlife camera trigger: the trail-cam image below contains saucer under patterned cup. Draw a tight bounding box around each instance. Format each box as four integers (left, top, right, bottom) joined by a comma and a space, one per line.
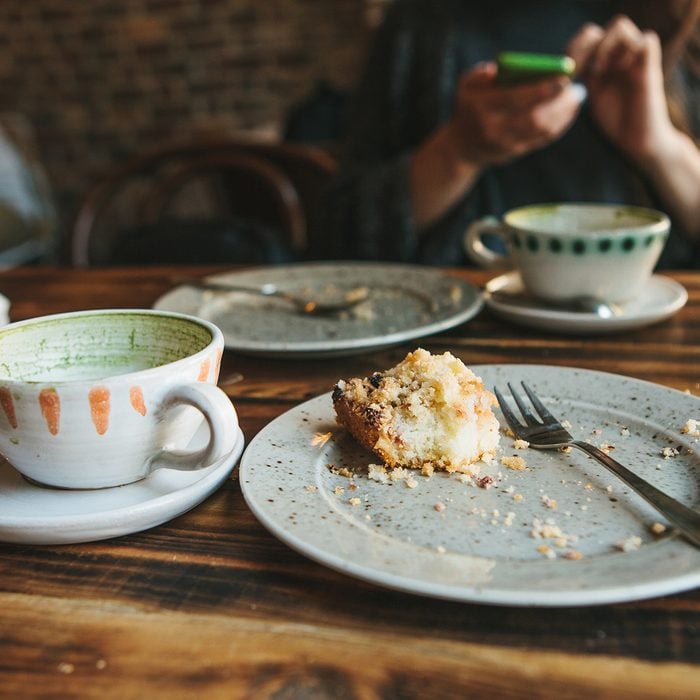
483, 272, 687, 334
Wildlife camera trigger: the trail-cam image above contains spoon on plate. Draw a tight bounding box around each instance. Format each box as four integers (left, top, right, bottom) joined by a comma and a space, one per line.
489, 288, 623, 318
572, 296, 623, 319
179, 279, 371, 316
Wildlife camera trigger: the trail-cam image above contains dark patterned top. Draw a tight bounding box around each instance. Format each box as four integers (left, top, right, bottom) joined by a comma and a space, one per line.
322, 0, 698, 268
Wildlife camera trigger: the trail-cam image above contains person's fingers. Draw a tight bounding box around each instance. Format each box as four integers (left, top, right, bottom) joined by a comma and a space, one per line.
479, 76, 568, 113
460, 61, 498, 87
566, 22, 605, 77
590, 14, 644, 75
506, 85, 583, 144
639, 30, 663, 70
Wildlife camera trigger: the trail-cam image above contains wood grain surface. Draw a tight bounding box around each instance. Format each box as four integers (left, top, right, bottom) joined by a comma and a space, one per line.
0, 266, 698, 699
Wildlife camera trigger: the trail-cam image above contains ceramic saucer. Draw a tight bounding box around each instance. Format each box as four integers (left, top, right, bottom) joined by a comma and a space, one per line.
0, 292, 9, 326
0, 427, 244, 545
483, 272, 687, 334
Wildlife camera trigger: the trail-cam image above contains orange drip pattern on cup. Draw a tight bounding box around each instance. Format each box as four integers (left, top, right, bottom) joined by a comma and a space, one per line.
39, 389, 61, 436
214, 349, 222, 380
130, 386, 147, 416
89, 386, 111, 435
198, 358, 211, 382
0, 387, 17, 429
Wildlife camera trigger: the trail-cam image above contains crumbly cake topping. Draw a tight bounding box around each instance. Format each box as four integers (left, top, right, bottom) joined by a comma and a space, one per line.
332, 348, 500, 472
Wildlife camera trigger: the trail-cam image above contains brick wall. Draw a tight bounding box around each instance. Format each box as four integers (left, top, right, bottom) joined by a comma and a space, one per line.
0, 0, 377, 239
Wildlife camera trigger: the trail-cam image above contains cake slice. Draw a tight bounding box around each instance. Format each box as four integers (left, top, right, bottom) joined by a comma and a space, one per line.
332, 348, 500, 472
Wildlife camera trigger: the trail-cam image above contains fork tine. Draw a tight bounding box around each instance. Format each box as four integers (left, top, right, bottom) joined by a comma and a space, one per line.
520, 382, 559, 425
493, 386, 523, 433
507, 382, 540, 426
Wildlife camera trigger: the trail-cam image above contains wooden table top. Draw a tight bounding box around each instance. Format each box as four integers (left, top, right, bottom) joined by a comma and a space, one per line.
0, 265, 698, 699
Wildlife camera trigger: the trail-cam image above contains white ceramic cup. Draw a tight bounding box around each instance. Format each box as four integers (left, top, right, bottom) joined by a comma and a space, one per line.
0, 309, 238, 489
464, 203, 670, 304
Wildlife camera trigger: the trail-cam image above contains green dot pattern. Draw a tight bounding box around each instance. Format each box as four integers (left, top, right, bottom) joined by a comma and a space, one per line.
507, 233, 665, 256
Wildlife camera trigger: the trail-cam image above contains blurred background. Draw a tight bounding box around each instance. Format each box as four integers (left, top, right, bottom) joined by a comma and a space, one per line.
0, 0, 392, 263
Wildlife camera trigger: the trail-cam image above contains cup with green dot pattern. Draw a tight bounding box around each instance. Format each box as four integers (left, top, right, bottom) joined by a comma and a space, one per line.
464, 203, 670, 304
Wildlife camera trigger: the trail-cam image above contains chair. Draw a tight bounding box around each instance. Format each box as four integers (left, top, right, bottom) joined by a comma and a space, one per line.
70, 136, 338, 267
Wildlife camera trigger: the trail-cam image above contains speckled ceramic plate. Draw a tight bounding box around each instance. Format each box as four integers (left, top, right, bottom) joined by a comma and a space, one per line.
0, 427, 244, 545
153, 263, 482, 358
484, 272, 687, 334
239, 365, 700, 606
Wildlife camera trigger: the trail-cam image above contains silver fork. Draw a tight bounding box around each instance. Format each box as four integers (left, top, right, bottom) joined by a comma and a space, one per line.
494, 381, 700, 548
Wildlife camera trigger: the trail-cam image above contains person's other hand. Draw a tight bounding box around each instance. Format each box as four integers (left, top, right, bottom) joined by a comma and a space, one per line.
567, 15, 677, 167
446, 61, 584, 167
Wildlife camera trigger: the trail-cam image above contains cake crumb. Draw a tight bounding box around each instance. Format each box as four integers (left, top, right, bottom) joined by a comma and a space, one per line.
531, 518, 578, 547
349, 497, 361, 506
311, 431, 333, 447
477, 475, 494, 489
501, 455, 528, 471
661, 446, 680, 458
680, 419, 699, 436
513, 438, 530, 449
541, 494, 558, 509
367, 463, 389, 484
563, 550, 583, 561
389, 467, 410, 482
615, 535, 642, 552
650, 522, 667, 535
328, 465, 354, 478
434, 501, 446, 512
537, 544, 556, 559
305, 484, 317, 493
333, 486, 344, 496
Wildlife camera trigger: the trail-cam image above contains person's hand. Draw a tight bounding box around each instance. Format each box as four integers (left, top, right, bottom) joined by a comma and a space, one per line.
566, 15, 678, 167
446, 61, 584, 167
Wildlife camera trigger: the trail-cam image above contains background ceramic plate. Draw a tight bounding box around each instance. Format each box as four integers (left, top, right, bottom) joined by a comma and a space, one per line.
483, 272, 687, 334
0, 427, 244, 545
240, 365, 700, 606
154, 262, 482, 358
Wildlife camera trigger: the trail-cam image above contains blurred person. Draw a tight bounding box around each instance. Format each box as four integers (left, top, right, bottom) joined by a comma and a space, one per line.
322, 0, 700, 267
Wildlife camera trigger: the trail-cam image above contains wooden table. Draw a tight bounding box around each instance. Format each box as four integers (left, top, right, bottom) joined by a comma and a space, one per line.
0, 266, 698, 699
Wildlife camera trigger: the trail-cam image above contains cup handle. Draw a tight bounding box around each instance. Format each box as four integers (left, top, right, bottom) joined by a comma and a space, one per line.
148, 383, 238, 473
464, 216, 510, 268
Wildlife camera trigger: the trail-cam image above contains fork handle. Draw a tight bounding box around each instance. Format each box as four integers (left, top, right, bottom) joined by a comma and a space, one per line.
572, 441, 700, 547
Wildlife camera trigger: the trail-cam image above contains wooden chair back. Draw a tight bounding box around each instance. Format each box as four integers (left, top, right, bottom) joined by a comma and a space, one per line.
70, 137, 337, 267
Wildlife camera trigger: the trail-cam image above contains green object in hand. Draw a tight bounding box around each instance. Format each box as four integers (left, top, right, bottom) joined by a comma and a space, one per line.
496, 51, 576, 84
